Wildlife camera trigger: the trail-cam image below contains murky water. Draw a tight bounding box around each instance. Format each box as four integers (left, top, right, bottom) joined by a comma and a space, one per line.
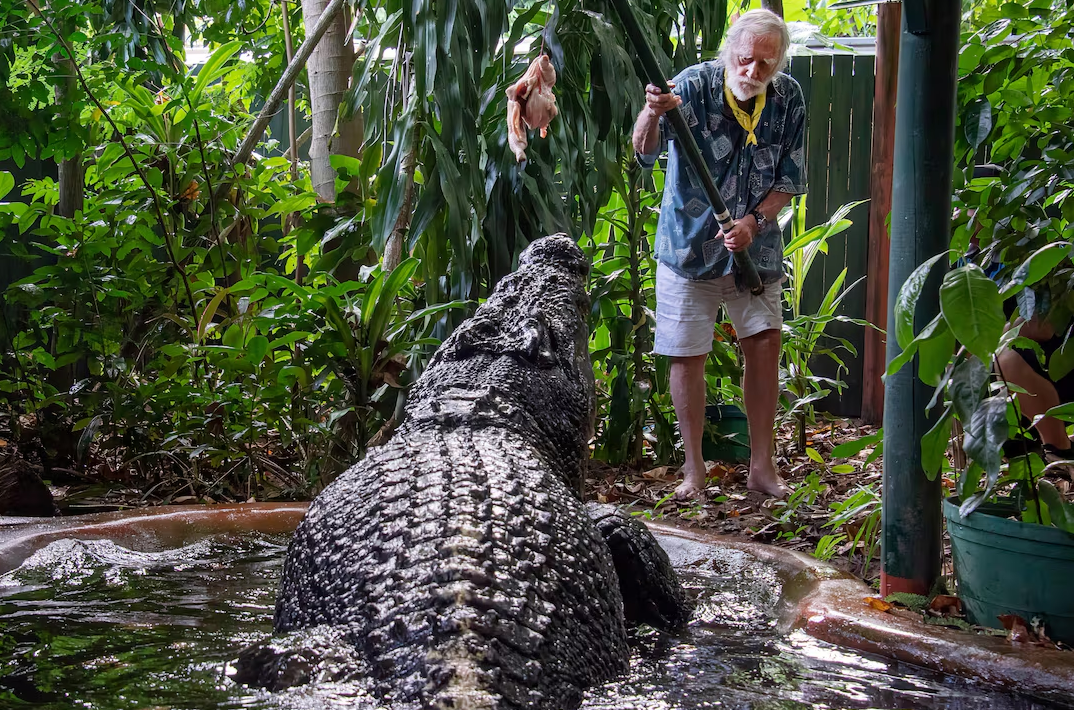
0, 533, 1068, 710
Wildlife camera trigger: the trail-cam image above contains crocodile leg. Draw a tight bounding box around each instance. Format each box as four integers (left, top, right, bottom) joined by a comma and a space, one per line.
586, 502, 693, 630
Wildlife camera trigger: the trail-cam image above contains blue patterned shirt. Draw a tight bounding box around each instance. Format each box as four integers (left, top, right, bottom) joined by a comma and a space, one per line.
637, 61, 808, 283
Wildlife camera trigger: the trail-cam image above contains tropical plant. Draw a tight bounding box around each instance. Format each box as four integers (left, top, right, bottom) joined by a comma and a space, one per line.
888, 242, 1074, 531
778, 197, 869, 452
880, 0, 1074, 531
952, 0, 1074, 324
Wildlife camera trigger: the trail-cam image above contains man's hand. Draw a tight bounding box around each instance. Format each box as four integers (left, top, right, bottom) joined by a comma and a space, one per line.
644, 83, 682, 117
719, 215, 760, 253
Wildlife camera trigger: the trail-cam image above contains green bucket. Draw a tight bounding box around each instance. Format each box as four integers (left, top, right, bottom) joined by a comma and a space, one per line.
943, 496, 1074, 643
701, 404, 751, 464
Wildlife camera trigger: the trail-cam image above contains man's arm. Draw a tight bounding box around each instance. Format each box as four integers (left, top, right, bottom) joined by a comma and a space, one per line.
721, 190, 794, 253
632, 83, 681, 156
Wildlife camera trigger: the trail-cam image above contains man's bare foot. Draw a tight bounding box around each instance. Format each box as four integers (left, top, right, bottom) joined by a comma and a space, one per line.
673, 467, 708, 500
747, 460, 790, 499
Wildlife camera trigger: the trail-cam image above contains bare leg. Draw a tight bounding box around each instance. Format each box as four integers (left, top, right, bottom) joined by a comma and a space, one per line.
739, 328, 790, 498
996, 349, 1070, 450
669, 354, 710, 499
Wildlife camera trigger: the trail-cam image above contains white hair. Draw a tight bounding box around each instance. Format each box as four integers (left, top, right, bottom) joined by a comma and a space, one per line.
720, 9, 791, 73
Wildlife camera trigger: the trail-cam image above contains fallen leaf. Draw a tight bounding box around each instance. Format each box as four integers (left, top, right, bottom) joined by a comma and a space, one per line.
642, 466, 670, 480
928, 595, 963, 616
864, 597, 894, 612
998, 614, 1033, 643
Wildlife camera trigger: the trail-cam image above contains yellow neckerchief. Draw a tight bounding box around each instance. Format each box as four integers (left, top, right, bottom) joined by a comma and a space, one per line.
723, 69, 766, 146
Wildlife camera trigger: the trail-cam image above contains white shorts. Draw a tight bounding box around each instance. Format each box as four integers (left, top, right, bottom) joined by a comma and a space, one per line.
653, 262, 783, 357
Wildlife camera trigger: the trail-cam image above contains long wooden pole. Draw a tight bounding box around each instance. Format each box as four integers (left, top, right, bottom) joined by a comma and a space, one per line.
861, 2, 902, 424
607, 0, 764, 294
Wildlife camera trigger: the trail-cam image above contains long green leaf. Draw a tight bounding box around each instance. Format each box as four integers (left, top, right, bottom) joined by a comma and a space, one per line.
368, 258, 420, 345
197, 289, 226, 343
191, 40, 243, 106
918, 317, 955, 387
961, 394, 1011, 510
921, 408, 953, 480
950, 355, 989, 423
895, 252, 947, 349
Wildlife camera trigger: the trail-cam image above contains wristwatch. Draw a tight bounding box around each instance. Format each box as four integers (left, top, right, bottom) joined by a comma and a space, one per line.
750, 208, 768, 231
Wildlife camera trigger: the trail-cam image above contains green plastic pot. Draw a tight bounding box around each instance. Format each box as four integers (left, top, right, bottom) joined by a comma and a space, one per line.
944, 496, 1074, 643
701, 404, 750, 464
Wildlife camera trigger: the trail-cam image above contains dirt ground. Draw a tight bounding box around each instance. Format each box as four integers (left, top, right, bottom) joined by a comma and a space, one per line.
585, 417, 886, 583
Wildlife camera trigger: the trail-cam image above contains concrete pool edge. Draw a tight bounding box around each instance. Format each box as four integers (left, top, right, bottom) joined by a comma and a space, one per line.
648, 519, 1074, 705
3, 504, 1072, 703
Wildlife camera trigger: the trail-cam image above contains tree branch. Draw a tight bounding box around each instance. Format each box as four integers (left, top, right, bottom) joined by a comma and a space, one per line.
209, 0, 348, 209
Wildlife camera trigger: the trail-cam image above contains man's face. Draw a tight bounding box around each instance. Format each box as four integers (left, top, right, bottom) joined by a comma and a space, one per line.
727, 32, 783, 102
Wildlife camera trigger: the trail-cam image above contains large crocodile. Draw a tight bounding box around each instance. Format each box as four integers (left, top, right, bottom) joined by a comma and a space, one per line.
233, 234, 689, 707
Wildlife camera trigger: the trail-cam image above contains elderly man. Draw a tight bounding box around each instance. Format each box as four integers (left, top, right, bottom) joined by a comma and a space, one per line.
632, 9, 807, 499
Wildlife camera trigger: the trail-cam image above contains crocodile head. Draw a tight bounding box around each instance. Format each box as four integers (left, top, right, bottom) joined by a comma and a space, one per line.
404, 233, 594, 488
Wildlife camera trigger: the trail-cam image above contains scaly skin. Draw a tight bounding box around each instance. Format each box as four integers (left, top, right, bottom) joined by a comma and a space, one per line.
235, 235, 688, 708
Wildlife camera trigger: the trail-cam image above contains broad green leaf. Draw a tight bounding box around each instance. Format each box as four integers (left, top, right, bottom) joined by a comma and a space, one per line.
885, 313, 944, 378
269, 194, 318, 216
1039, 480, 1074, 533
830, 464, 855, 474
964, 98, 993, 149
918, 317, 955, 387
939, 265, 1005, 362
1048, 335, 1074, 381
895, 252, 947, 349
921, 409, 952, 480
950, 355, 989, 423
806, 447, 824, 464
329, 154, 364, 178
999, 242, 1071, 298
961, 394, 1011, 507
246, 335, 269, 364
1041, 402, 1074, 423
368, 258, 419, 344
0, 171, 13, 200
278, 365, 310, 389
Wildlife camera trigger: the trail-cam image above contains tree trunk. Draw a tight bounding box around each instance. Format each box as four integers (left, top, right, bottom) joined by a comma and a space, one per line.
302, 0, 363, 201
761, 0, 784, 17
53, 52, 82, 218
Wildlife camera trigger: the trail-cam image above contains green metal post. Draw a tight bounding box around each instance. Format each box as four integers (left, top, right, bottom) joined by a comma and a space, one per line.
881, 0, 961, 597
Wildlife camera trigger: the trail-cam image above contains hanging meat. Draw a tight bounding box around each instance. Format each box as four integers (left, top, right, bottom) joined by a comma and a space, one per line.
506, 54, 558, 163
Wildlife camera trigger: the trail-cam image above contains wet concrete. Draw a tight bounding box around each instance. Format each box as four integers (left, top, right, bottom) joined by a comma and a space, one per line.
2, 503, 1071, 704
0, 503, 309, 574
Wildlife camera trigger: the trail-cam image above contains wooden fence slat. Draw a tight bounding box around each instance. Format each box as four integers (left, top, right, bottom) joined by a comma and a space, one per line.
819, 54, 855, 413
837, 54, 877, 416
802, 54, 834, 319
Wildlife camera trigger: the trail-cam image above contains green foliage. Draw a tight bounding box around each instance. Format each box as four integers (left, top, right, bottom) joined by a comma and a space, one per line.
803, 0, 877, 38
884, 0, 1074, 529
814, 482, 881, 574
952, 0, 1074, 328
779, 196, 869, 451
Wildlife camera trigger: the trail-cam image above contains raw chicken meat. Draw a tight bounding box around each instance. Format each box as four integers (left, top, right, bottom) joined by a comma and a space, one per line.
506, 54, 558, 163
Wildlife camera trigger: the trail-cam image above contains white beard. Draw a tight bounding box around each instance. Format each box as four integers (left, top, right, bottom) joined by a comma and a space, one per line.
728, 75, 766, 102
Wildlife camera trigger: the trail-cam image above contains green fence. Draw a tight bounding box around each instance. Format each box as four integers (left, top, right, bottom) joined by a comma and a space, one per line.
789, 52, 876, 418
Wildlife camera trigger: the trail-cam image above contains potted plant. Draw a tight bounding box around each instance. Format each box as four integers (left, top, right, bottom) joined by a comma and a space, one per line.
884, 0, 1074, 644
